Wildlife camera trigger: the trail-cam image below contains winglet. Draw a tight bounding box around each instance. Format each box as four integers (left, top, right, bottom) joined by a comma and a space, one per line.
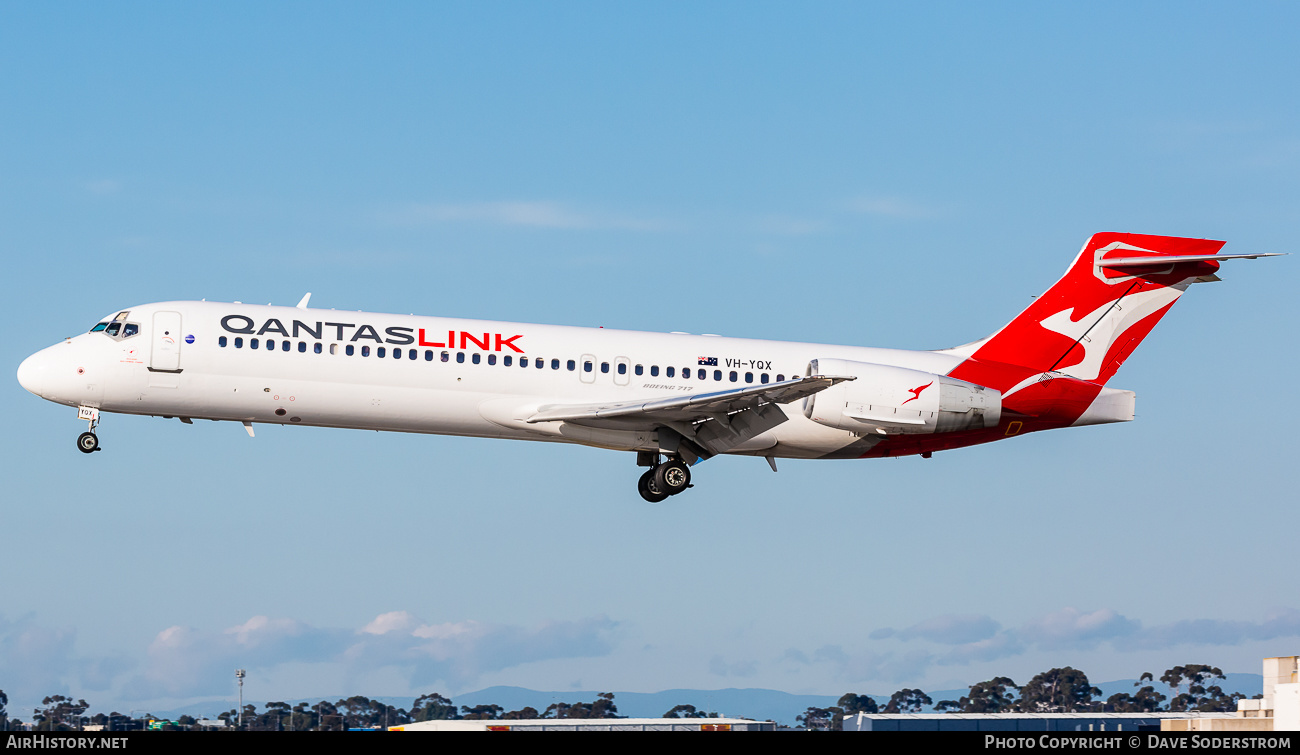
296, 293, 311, 309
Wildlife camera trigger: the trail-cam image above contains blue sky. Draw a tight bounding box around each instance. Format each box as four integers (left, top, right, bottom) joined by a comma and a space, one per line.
2, 2, 1297, 716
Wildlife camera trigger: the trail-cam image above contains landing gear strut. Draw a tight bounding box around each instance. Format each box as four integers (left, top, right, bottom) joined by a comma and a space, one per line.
636, 455, 692, 502
76, 405, 101, 454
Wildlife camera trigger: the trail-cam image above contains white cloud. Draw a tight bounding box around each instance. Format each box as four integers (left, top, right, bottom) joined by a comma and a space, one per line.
120, 611, 619, 700
826, 606, 1300, 681
937, 632, 1026, 666
0, 613, 133, 703
1118, 608, 1300, 651
361, 611, 420, 636
1020, 608, 1140, 651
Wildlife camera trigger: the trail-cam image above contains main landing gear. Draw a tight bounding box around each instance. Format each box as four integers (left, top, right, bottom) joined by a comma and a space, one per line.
636, 456, 692, 503
76, 405, 102, 454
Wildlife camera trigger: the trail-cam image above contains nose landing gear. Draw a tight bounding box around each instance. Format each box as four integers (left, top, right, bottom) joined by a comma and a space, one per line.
77, 432, 100, 453
76, 405, 102, 454
636, 456, 693, 502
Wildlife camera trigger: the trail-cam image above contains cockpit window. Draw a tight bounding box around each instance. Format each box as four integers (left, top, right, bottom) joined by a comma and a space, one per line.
96, 317, 140, 340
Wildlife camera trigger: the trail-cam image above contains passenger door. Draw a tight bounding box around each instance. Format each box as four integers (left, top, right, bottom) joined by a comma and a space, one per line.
150, 311, 183, 372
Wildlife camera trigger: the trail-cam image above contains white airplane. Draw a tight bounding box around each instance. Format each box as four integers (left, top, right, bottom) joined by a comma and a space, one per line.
17, 233, 1280, 502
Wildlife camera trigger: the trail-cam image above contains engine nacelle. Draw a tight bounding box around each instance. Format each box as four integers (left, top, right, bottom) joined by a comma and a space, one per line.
805, 358, 1001, 435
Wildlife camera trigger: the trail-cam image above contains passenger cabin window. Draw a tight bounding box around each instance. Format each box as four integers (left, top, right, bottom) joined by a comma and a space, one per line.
584, 361, 593, 372
488, 354, 497, 365
650, 366, 659, 377
409, 349, 418, 360
601, 362, 609, 374
665, 366, 674, 378
426, 350, 435, 361
472, 353, 480, 364
535, 358, 544, 369
378, 347, 387, 358
567, 359, 576, 371
441, 351, 449, 362
298, 342, 307, 353
456, 352, 465, 363
618, 363, 628, 375
346, 345, 355, 356
219, 336, 228, 347
503, 355, 512, 366
282, 341, 290, 352
234, 337, 243, 348
315, 343, 323, 354
729, 371, 737, 382
362, 346, 371, 357
634, 365, 643, 376
251, 338, 259, 349
551, 359, 559, 370
761, 373, 769, 383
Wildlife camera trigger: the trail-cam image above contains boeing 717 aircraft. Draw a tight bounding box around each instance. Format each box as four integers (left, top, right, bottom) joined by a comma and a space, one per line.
17, 233, 1279, 501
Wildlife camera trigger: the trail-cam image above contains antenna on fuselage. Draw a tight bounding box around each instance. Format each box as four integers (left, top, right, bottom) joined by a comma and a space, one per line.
296, 293, 311, 309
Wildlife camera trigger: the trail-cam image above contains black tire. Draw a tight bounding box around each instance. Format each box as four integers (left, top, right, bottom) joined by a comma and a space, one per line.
77, 432, 99, 454
654, 459, 691, 495
637, 469, 669, 503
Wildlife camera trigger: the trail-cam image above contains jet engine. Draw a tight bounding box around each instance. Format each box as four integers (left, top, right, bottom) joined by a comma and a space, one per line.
804, 358, 1001, 435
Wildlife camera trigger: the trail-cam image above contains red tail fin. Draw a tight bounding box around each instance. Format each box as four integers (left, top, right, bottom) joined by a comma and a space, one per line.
945, 233, 1225, 407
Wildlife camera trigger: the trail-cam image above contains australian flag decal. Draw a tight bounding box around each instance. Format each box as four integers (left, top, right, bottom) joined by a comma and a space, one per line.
698, 356, 718, 366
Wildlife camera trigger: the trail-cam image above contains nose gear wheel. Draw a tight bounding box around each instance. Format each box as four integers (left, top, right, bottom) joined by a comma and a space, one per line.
77, 432, 100, 453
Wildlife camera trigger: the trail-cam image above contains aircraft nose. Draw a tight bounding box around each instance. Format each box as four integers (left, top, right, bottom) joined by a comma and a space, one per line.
17, 351, 47, 397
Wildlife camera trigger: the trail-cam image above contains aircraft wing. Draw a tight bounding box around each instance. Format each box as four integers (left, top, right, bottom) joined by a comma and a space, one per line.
526, 375, 854, 459
526, 375, 852, 424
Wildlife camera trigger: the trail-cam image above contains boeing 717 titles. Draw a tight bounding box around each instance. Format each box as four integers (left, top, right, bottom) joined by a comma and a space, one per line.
17, 233, 1281, 502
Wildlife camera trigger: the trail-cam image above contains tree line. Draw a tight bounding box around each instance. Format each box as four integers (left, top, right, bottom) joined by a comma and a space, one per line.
797, 663, 1256, 730
0, 691, 701, 731
0, 663, 1254, 731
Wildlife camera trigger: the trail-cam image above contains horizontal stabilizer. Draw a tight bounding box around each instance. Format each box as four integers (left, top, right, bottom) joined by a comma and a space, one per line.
1100, 252, 1285, 267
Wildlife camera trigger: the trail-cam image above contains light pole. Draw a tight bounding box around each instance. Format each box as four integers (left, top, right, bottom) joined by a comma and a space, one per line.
235, 669, 246, 730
